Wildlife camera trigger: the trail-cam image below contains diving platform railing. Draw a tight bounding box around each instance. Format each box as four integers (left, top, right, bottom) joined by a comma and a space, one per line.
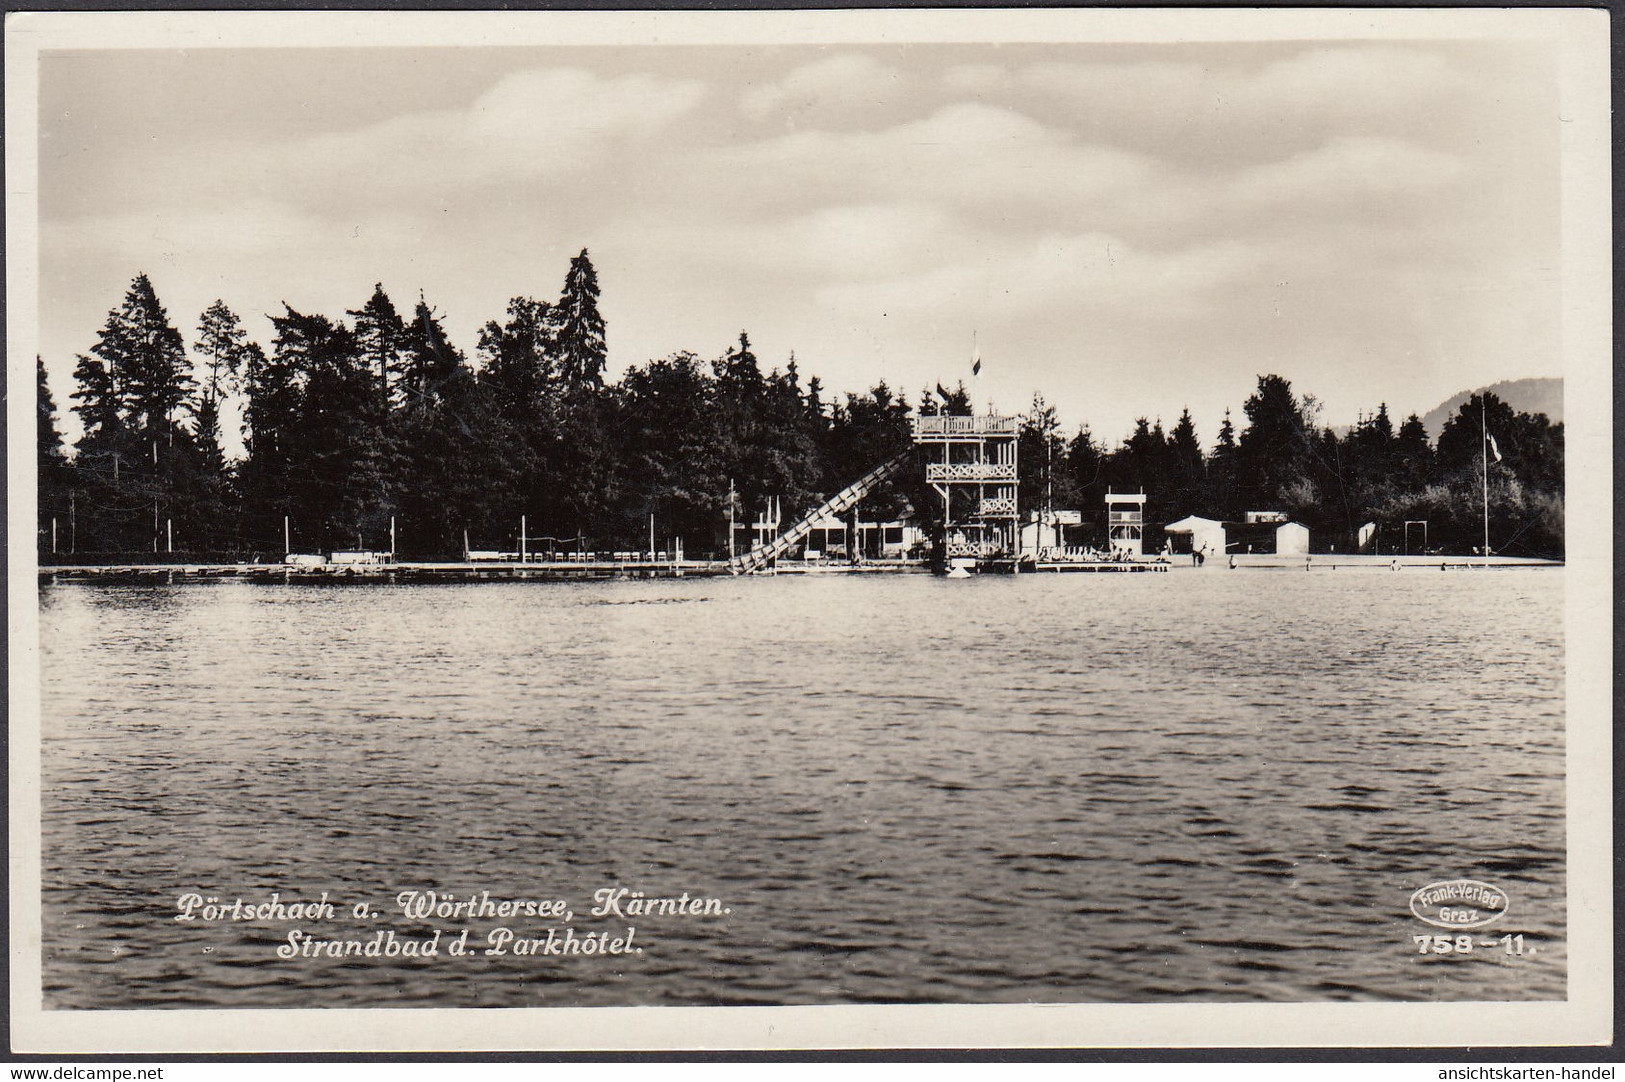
978, 496, 1018, 518
925, 462, 1018, 483
730, 450, 912, 574
912, 415, 1020, 439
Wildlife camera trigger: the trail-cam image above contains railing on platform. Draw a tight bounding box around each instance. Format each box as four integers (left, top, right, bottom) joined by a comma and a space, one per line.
912, 415, 1019, 438
977, 496, 1018, 517
945, 539, 1002, 558
926, 462, 1017, 482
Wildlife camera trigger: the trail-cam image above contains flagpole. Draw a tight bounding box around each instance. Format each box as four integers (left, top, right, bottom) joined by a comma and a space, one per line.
971, 329, 984, 413
1480, 396, 1490, 558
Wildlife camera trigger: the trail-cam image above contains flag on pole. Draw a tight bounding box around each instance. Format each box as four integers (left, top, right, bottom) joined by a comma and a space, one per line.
936, 382, 950, 400
972, 355, 981, 377
971, 330, 981, 377
1487, 433, 1502, 462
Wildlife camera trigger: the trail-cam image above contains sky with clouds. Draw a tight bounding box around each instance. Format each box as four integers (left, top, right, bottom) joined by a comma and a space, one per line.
37, 38, 1560, 452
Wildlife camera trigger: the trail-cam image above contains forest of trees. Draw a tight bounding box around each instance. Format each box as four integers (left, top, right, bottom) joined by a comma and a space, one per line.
36, 258, 1565, 561
1016, 376, 1564, 558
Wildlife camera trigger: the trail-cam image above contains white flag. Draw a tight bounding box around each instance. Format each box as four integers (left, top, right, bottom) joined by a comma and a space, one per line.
1487, 433, 1502, 462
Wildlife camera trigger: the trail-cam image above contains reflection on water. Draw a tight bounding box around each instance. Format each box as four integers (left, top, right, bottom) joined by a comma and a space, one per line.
38, 570, 1565, 1007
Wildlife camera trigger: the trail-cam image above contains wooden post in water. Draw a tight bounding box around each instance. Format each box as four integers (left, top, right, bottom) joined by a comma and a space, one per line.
167, 519, 173, 554
284, 516, 290, 556
52, 517, 57, 555
390, 516, 396, 560
463, 529, 470, 562
520, 515, 527, 564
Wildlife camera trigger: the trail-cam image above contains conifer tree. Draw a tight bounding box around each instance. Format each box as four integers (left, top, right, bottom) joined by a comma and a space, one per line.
1170, 408, 1202, 470
268, 305, 389, 551
195, 300, 249, 405
70, 353, 120, 443
80, 275, 194, 552
554, 249, 607, 389
398, 298, 514, 555
38, 356, 63, 464
1019, 393, 1064, 519
193, 300, 252, 476
1168, 407, 1206, 518
349, 284, 409, 410
614, 350, 728, 548
1065, 426, 1106, 531
96, 273, 192, 437
37, 357, 69, 553
1393, 413, 1432, 487
478, 296, 554, 421
1236, 374, 1315, 511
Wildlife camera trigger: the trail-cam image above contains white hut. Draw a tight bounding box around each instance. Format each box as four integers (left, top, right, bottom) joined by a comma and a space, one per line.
1163, 515, 1227, 557
1275, 521, 1311, 555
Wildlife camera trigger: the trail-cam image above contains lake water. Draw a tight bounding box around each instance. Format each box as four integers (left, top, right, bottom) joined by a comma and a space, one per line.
37, 568, 1565, 1008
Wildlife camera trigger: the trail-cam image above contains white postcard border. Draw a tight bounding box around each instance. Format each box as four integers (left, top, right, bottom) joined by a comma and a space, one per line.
6, 6, 1612, 1053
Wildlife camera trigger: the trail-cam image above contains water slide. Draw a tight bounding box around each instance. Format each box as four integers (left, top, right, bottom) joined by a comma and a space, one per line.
730, 450, 912, 574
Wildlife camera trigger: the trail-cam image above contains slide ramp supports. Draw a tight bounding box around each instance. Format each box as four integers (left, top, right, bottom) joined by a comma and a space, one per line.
730, 450, 911, 574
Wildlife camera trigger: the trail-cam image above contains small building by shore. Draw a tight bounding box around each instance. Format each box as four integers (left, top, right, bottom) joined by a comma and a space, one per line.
1163, 515, 1227, 557
1163, 514, 1311, 556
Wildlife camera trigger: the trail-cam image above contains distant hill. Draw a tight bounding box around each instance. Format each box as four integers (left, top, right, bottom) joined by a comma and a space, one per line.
1418, 378, 1563, 439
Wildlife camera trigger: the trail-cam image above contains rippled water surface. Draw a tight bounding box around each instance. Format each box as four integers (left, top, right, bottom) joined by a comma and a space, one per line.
39, 569, 1565, 1008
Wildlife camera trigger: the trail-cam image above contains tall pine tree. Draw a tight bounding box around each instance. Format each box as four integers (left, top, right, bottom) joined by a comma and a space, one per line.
554, 249, 607, 390
97, 273, 192, 438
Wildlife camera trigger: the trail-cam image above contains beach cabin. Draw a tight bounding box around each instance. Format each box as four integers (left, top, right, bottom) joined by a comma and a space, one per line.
801, 513, 847, 559
1019, 514, 1061, 556
1275, 521, 1310, 555
1163, 515, 1227, 557
866, 521, 922, 559
800, 515, 921, 561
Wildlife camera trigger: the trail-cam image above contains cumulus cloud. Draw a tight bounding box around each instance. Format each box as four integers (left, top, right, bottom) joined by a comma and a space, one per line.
814, 231, 1276, 324
288, 67, 708, 193
1011, 45, 1490, 161
1228, 135, 1468, 216
36, 40, 1562, 440
740, 52, 906, 127
684, 101, 1157, 228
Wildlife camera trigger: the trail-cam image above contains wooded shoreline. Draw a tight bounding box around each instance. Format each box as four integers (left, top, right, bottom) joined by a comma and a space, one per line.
39, 261, 1565, 563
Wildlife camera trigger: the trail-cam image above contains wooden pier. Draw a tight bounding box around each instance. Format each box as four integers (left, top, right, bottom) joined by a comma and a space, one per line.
39, 559, 734, 584
37, 551, 1557, 585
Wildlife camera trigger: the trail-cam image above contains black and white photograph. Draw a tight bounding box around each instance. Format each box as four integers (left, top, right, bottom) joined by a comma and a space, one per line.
7, 8, 1611, 1053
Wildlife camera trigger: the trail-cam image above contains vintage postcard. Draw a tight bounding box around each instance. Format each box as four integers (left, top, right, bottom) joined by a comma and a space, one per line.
6, 7, 1611, 1053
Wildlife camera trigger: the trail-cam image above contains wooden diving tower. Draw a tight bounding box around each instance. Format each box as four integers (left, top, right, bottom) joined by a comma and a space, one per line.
912, 413, 1020, 566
